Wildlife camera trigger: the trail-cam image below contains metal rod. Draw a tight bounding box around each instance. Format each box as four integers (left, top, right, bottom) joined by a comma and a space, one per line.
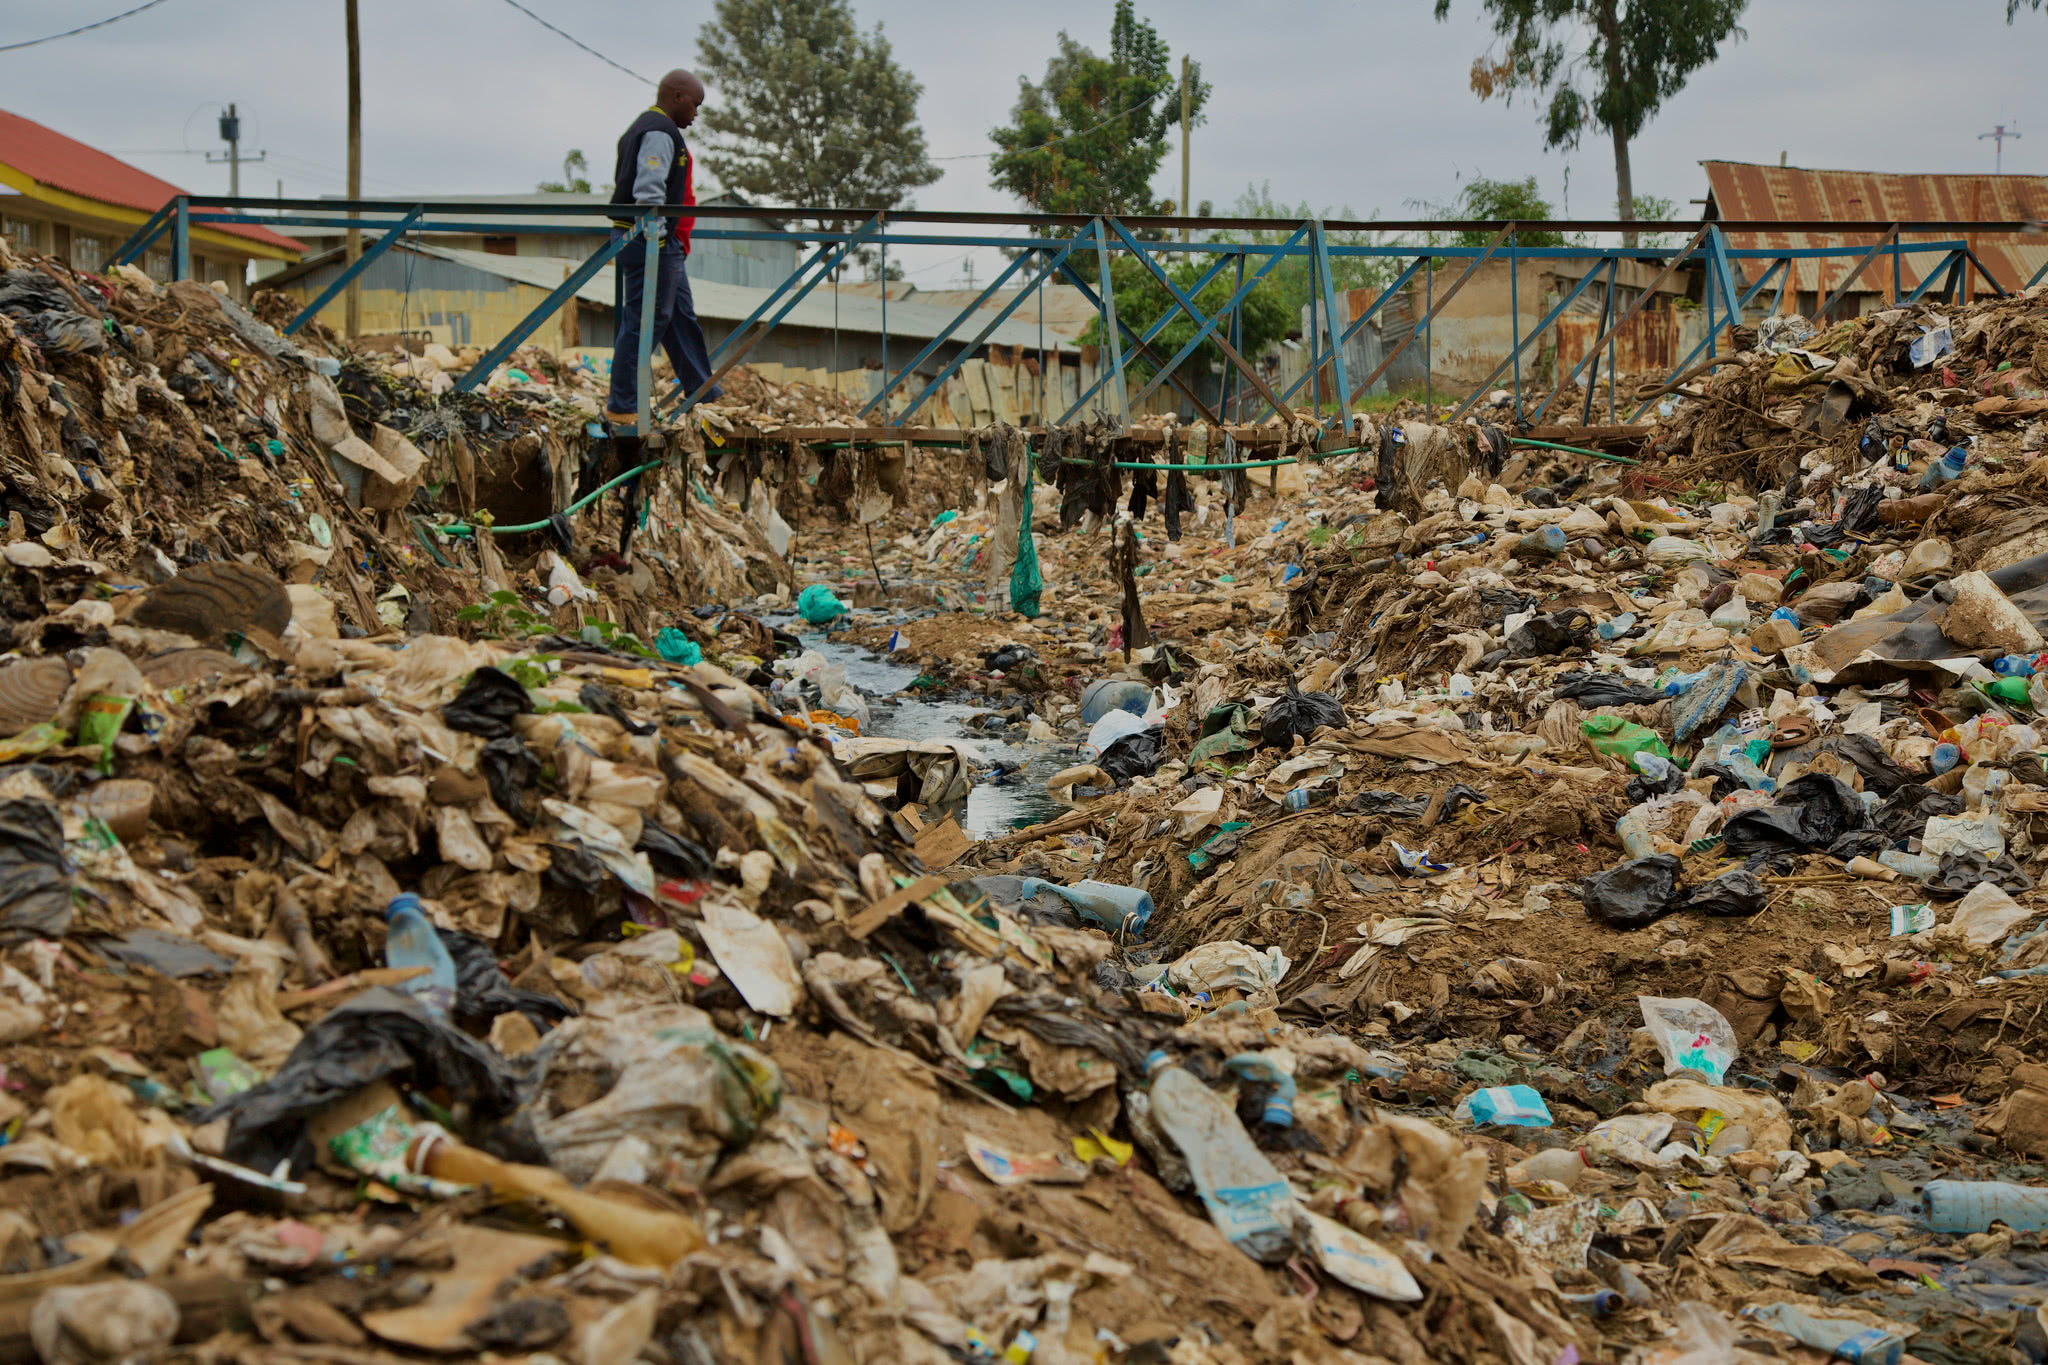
284, 206, 422, 334
1091, 219, 1130, 424
1066, 249, 1234, 417
1314, 218, 1352, 426
1450, 252, 1612, 423
1108, 217, 1294, 422
1528, 223, 1710, 421
899, 242, 1080, 424
1816, 225, 1900, 318
454, 231, 633, 392
172, 196, 190, 282
1508, 228, 1521, 423
634, 211, 660, 437
138, 193, 2048, 235
1349, 222, 1515, 406
109, 202, 175, 268
1582, 257, 1616, 427
1124, 225, 1307, 410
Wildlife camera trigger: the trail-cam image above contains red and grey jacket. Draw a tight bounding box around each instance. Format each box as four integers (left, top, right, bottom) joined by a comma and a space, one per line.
608, 106, 696, 254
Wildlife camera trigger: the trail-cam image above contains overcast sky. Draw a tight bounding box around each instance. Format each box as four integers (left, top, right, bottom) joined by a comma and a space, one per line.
1, 0, 2040, 283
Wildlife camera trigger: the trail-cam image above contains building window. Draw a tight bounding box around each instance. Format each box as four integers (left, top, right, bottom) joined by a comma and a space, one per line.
482, 236, 516, 256
0, 214, 41, 252
72, 235, 106, 272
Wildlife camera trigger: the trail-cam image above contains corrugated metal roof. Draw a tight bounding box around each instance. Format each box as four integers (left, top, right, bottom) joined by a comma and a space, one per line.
1703, 160, 2048, 296
0, 108, 302, 253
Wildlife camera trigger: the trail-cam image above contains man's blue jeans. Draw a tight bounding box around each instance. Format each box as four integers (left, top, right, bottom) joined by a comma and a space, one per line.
608, 232, 720, 415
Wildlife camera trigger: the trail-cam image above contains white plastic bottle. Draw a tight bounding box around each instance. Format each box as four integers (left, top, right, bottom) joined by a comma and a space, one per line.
1144, 1051, 1298, 1262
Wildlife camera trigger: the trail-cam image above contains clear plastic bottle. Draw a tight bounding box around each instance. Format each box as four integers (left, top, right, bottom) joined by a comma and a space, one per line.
1144, 1051, 1299, 1262
384, 893, 459, 1018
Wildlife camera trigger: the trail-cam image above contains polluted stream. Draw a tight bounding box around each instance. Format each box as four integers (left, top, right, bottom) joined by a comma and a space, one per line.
777, 616, 1071, 839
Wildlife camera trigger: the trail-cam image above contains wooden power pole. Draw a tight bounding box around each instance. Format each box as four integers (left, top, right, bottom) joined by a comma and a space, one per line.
344, 0, 362, 339
1179, 55, 1191, 243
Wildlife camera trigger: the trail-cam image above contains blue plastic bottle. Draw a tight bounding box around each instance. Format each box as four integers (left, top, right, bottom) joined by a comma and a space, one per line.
1016, 878, 1153, 936
1993, 655, 2036, 678
384, 893, 459, 1018
1919, 445, 1968, 490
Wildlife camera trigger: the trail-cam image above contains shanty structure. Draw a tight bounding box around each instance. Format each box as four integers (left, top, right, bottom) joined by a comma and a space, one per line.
1703, 160, 2048, 319
0, 109, 301, 297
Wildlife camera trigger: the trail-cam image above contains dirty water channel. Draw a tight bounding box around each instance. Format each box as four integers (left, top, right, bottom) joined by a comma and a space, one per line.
781, 619, 1071, 839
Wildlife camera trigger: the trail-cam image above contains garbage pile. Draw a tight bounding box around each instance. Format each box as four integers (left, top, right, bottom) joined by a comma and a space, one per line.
9, 207, 2048, 1365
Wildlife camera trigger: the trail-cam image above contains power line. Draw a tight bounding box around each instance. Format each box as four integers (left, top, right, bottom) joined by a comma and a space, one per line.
494, 0, 651, 85
0, 0, 173, 53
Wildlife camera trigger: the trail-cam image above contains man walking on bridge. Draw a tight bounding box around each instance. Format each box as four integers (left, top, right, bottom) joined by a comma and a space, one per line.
606, 69, 721, 427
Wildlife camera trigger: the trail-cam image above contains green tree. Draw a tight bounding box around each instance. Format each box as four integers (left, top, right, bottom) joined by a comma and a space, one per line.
1081, 252, 1291, 394
1626, 192, 1680, 248
696, 0, 940, 212
1434, 0, 1747, 245
2010, 0, 2040, 15
1416, 174, 1570, 249
537, 149, 590, 194
989, 1, 1207, 221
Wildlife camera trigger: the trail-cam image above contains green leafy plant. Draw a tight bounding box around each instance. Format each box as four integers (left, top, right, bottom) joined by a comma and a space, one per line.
581, 617, 658, 659
455, 590, 545, 639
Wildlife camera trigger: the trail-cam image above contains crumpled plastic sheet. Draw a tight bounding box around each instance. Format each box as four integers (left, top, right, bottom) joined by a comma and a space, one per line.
1578, 855, 1684, 928
1722, 774, 1868, 856
0, 798, 75, 943
192, 986, 544, 1175
442, 666, 534, 739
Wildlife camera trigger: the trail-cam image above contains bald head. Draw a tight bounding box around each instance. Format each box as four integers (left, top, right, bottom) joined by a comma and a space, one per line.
657, 70, 704, 128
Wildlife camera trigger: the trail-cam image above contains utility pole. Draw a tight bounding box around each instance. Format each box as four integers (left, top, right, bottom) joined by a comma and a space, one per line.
1980, 123, 2021, 173
1179, 54, 1191, 243
206, 104, 266, 197
344, 0, 362, 340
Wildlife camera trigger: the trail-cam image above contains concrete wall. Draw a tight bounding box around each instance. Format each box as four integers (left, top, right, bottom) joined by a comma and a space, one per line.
289, 221, 801, 292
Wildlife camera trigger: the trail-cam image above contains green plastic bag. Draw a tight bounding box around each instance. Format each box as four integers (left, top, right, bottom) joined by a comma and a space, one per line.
1581, 713, 1673, 765
655, 628, 702, 664
796, 584, 847, 625
1010, 446, 1042, 618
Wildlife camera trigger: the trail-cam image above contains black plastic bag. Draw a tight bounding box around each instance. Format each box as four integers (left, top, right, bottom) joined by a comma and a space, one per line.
1928, 851, 2035, 898
191, 986, 544, 1175
577, 683, 656, 736
1627, 764, 1687, 806
443, 667, 532, 739
1722, 774, 1867, 856
1507, 609, 1595, 659
1677, 870, 1768, 917
1261, 681, 1345, 749
441, 930, 574, 1032
1872, 784, 1963, 844
1819, 735, 1918, 797
984, 644, 1038, 674
1687, 763, 1745, 803
94, 929, 236, 978
1806, 485, 1883, 548
1556, 672, 1663, 708
1100, 726, 1164, 784
0, 799, 73, 943
636, 822, 715, 880
479, 736, 541, 825
1579, 855, 1684, 928
1348, 790, 1429, 818
1825, 830, 1894, 863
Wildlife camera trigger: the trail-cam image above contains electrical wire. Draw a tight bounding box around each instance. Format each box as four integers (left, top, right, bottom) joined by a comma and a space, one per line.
495, 0, 651, 84
0, 0, 172, 52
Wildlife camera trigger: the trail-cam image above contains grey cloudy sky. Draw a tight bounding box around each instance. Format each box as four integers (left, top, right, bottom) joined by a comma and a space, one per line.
1, 0, 2040, 282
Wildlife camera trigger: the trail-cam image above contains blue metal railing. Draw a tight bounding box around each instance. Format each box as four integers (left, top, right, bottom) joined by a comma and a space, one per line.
110, 194, 2030, 435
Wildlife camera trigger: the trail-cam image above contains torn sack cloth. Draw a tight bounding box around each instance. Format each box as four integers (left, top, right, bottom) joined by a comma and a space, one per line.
1047, 421, 1123, 529
1162, 424, 1197, 542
